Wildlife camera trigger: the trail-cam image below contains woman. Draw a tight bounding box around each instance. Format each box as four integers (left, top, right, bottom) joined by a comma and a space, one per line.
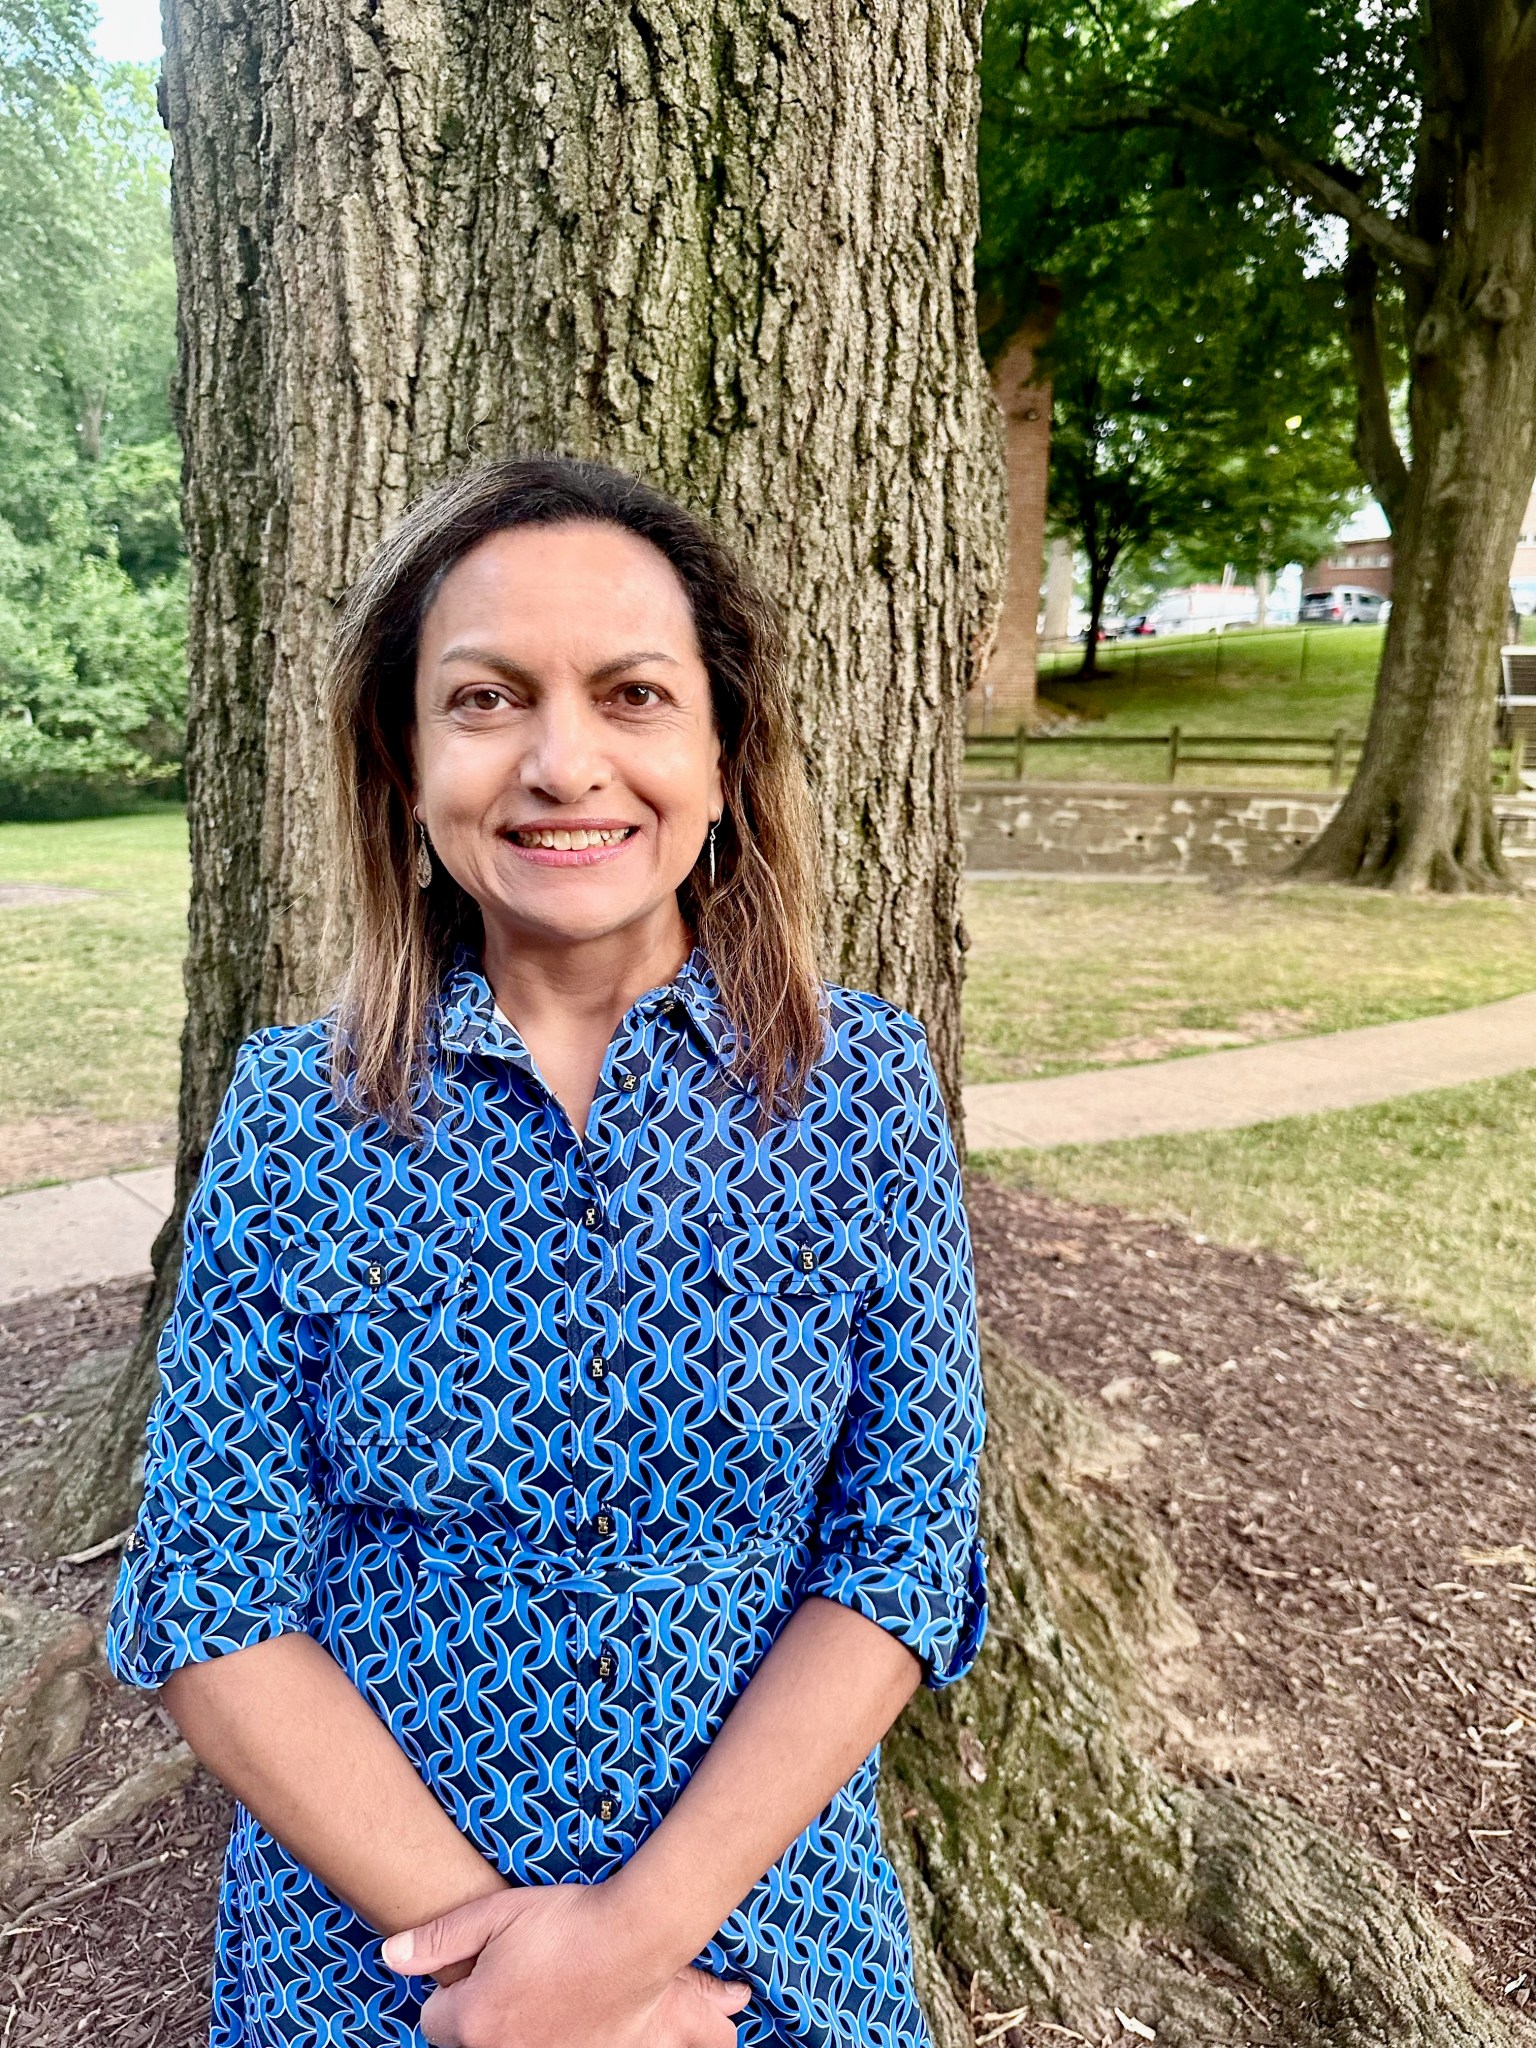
106, 453, 989, 2048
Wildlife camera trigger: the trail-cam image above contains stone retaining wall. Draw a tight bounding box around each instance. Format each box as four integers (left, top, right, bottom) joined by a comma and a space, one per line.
961, 780, 1536, 875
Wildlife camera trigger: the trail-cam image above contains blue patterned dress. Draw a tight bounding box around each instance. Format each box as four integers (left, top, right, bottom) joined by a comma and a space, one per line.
105, 944, 989, 2047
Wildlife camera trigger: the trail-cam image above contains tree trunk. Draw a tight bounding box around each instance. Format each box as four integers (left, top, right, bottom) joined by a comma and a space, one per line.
1292, 321, 1536, 888
20, 0, 1004, 1533
1075, 549, 1113, 678
1293, 18, 1536, 892
1041, 535, 1075, 645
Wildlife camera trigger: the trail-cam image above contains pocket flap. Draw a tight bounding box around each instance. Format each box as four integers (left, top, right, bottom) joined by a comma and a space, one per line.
710, 1196, 876, 1297
277, 1227, 468, 1314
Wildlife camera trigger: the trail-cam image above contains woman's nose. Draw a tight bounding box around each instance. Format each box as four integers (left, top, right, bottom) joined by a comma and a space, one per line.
519, 694, 609, 804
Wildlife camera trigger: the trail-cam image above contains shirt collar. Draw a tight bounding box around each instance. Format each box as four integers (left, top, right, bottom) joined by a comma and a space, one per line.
434, 940, 739, 1070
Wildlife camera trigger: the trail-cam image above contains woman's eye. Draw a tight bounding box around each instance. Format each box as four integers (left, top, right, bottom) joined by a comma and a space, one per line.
618, 682, 658, 706
460, 685, 510, 712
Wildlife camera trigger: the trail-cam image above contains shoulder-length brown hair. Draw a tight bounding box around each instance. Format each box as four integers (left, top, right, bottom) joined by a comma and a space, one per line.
321, 453, 825, 1138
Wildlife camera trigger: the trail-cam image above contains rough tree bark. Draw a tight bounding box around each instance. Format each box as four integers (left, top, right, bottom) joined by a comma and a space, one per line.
3, 4, 1519, 2042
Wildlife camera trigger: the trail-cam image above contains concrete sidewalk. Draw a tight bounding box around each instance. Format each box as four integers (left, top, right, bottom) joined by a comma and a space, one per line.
964, 989, 1536, 1150
3, 990, 1535, 1301
0, 1166, 172, 1306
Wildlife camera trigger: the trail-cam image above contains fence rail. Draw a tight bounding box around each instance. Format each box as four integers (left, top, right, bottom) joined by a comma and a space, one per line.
964, 723, 1528, 792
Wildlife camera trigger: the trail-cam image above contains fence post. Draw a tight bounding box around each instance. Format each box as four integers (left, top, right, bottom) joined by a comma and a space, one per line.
1167, 724, 1181, 782
1013, 724, 1028, 781
1329, 725, 1347, 788
1506, 730, 1526, 796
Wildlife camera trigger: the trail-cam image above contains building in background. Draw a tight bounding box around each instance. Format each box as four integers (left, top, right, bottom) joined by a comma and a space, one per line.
1306, 482, 1536, 609
972, 280, 1060, 732
1303, 535, 1395, 597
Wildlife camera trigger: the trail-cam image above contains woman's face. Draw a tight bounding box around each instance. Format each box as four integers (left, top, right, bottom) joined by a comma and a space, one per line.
410, 519, 724, 955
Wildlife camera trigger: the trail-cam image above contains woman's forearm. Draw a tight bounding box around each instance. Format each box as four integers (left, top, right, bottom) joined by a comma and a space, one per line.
597, 1595, 923, 1974
160, 1631, 510, 1971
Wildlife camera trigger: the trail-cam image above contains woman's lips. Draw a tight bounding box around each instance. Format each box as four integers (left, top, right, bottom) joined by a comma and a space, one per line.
499, 822, 641, 868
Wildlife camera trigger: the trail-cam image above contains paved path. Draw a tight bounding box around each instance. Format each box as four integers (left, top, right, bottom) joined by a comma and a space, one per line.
964, 989, 1536, 1151
0, 1166, 172, 1306
3, 992, 1535, 1300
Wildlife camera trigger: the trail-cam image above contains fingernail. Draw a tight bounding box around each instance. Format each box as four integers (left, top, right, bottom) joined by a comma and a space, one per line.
382, 1930, 413, 1969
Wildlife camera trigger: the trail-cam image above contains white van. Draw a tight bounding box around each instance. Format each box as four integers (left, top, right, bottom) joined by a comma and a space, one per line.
1299, 585, 1387, 624
1145, 585, 1260, 635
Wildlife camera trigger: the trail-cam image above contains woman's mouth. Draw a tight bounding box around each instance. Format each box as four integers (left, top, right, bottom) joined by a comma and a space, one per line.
501, 822, 640, 866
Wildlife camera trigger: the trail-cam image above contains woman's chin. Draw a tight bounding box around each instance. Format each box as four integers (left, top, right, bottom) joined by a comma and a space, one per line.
477, 887, 686, 953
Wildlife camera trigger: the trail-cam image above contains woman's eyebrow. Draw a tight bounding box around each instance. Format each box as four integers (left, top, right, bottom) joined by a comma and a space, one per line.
436, 645, 682, 683
437, 645, 538, 683
589, 649, 683, 680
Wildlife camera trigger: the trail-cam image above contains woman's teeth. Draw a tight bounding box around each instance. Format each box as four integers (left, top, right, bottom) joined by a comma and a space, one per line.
511, 826, 632, 850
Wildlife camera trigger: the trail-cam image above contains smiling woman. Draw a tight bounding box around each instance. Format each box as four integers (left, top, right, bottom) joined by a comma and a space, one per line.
102, 453, 989, 2048
324, 458, 824, 1142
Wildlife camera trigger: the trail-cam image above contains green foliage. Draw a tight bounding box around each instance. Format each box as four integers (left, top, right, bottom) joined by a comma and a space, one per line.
0, 12, 183, 818
979, 0, 1366, 626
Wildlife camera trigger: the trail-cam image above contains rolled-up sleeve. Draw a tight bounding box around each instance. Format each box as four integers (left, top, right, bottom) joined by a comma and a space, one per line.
798, 1018, 989, 1690
105, 1031, 322, 1691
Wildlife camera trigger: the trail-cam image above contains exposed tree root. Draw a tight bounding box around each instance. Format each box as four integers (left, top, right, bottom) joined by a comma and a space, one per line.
880, 1331, 1527, 2047
1287, 783, 1519, 895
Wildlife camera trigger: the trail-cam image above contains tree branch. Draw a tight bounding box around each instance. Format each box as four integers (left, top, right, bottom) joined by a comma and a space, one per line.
1073, 101, 1439, 277
1341, 236, 1410, 529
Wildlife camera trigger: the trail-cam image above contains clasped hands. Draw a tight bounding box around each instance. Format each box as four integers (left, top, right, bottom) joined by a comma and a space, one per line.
381, 1876, 750, 2047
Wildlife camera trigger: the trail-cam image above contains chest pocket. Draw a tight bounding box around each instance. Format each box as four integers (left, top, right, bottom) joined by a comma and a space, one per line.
708, 1196, 878, 1448
278, 1228, 474, 1509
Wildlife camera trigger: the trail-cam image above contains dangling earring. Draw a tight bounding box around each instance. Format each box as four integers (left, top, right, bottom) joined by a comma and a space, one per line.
414, 818, 432, 890
706, 819, 718, 889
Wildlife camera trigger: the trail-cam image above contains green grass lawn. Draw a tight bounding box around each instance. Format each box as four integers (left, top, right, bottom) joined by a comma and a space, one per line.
0, 807, 188, 1130
976, 1074, 1536, 1379
961, 875, 1536, 1084
972, 624, 1385, 789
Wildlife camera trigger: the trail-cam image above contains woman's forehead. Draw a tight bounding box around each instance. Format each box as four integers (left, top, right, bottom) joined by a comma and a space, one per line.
418, 521, 701, 664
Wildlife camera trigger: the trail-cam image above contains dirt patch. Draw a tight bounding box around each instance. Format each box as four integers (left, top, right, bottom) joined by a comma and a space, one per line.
0, 885, 98, 909
1083, 1007, 1316, 1066
966, 1173, 1536, 2019
3, 1197, 1535, 2039
0, 1118, 175, 1198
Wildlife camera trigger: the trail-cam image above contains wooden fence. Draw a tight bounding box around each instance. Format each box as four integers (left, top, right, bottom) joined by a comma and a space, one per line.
965, 725, 1529, 793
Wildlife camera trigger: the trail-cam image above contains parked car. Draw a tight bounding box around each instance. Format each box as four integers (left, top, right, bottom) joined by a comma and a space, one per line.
1145, 584, 1261, 635
1298, 584, 1388, 624
1123, 613, 1156, 636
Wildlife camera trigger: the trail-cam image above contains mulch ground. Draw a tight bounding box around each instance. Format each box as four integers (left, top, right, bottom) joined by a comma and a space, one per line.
3, 1181, 1533, 2042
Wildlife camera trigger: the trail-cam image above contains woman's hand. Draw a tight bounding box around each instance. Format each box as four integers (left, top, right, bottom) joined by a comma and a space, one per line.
380, 1879, 751, 2047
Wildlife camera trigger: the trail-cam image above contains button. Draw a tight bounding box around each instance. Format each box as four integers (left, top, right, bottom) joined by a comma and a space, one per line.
797, 1246, 815, 1272
597, 1793, 616, 1821
615, 1069, 638, 1093
593, 1509, 613, 1538
597, 1649, 615, 1682
590, 1354, 607, 1381
366, 1261, 385, 1288
584, 1204, 598, 1227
